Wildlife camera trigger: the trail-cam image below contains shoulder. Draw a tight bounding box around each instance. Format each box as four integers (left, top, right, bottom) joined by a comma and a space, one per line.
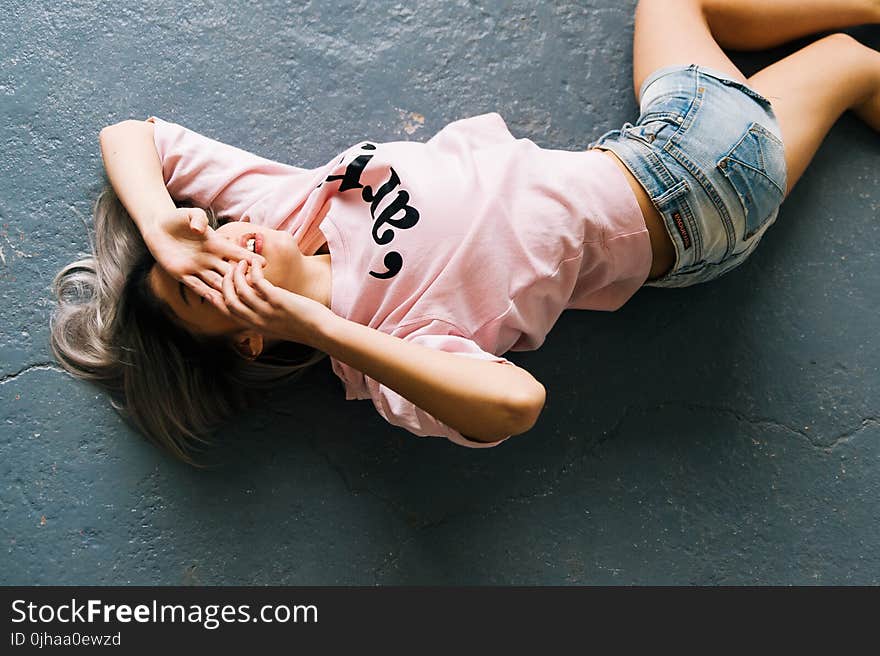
428, 112, 515, 149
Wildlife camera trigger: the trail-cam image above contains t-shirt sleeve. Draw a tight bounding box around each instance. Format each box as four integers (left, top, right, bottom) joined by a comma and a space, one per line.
145, 116, 304, 222
425, 112, 516, 152
362, 319, 517, 449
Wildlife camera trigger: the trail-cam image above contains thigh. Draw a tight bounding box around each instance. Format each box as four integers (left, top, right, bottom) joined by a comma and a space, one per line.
633, 0, 747, 102
746, 33, 880, 197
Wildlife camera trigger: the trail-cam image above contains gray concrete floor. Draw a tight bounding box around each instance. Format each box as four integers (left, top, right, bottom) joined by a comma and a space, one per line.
2, 1, 878, 585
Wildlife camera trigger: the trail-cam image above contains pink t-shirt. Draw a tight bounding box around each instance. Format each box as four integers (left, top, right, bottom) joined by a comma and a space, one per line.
146, 113, 651, 448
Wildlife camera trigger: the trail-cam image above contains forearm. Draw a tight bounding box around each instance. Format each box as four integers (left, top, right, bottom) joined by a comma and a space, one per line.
312, 313, 545, 441
99, 120, 175, 240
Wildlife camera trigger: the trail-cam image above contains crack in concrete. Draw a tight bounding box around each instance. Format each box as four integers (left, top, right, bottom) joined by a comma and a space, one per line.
0, 362, 64, 385
824, 416, 880, 450
558, 400, 878, 457
673, 401, 810, 439
470, 402, 880, 521
277, 398, 879, 582
666, 401, 879, 452
263, 407, 408, 517
297, 424, 441, 524
305, 439, 458, 583
290, 425, 468, 582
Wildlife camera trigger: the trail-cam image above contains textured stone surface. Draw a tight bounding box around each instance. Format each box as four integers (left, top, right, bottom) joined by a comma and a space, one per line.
1, 1, 878, 585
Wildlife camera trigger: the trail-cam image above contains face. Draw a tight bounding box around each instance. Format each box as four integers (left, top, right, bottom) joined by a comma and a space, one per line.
148, 222, 302, 338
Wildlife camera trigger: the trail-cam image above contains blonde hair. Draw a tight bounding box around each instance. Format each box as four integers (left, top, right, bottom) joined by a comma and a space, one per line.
50, 186, 326, 465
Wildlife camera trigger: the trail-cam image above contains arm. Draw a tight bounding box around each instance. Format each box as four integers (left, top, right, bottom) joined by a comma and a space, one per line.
225, 255, 547, 442
315, 313, 546, 441
99, 120, 263, 305
99, 120, 175, 241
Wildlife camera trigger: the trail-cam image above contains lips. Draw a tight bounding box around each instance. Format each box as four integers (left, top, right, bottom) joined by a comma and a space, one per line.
241, 232, 263, 255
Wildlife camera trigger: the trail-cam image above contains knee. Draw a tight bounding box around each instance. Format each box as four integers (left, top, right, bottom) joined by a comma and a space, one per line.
636, 0, 703, 21
823, 32, 875, 56
638, 0, 700, 8
824, 32, 880, 66
826, 32, 859, 47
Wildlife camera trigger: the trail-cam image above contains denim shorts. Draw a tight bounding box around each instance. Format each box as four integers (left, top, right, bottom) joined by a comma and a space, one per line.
588, 64, 788, 287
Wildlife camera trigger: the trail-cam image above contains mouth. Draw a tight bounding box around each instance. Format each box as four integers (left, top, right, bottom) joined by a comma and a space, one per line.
241, 232, 263, 255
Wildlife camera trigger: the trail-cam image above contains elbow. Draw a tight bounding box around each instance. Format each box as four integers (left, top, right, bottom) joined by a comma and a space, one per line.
100, 119, 153, 141
505, 381, 546, 436
101, 119, 146, 131
461, 383, 545, 444
100, 121, 124, 138
99, 122, 124, 145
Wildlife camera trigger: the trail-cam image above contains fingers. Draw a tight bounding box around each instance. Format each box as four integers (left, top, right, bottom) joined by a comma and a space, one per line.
181, 274, 223, 308
209, 233, 267, 268
248, 257, 277, 300
222, 263, 258, 324
180, 260, 229, 314
184, 255, 228, 293
200, 254, 232, 281
183, 271, 234, 317
187, 208, 208, 235
222, 261, 269, 325
196, 256, 258, 313
233, 261, 273, 314
199, 269, 224, 292
210, 293, 236, 319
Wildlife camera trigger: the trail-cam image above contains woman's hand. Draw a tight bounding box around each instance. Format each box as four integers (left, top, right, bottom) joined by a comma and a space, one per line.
143, 207, 266, 308
222, 259, 331, 347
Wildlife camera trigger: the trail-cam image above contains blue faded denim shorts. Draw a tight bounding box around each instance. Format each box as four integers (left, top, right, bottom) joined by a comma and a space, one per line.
588, 64, 788, 287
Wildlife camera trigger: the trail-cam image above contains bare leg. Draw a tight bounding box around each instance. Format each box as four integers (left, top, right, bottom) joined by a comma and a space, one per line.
633, 0, 880, 96
632, 0, 880, 198
748, 34, 880, 195
701, 0, 880, 50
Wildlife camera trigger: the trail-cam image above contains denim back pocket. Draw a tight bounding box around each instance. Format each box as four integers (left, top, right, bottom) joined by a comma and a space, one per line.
716, 121, 787, 240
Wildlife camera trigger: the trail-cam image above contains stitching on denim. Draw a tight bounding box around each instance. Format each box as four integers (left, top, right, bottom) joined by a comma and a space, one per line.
732, 126, 787, 197
672, 68, 703, 137
665, 141, 734, 259
725, 156, 786, 198
616, 140, 700, 268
